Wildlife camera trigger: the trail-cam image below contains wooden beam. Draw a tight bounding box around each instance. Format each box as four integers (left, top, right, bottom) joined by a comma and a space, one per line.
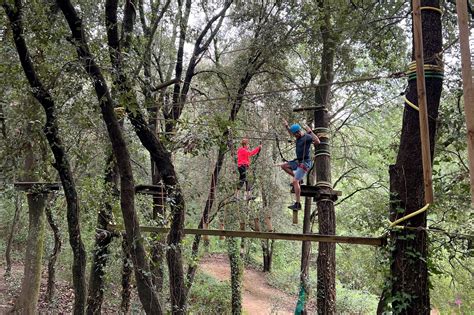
456, 0, 474, 207
412, 0, 434, 204
108, 225, 384, 246
14, 182, 61, 192
291, 185, 342, 198
292, 106, 323, 112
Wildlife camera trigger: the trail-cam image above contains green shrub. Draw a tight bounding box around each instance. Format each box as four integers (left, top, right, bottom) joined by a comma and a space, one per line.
336, 281, 378, 315
188, 273, 232, 314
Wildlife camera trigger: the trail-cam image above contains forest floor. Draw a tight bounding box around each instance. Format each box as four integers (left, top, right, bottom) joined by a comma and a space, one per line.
0, 254, 310, 314
200, 253, 313, 314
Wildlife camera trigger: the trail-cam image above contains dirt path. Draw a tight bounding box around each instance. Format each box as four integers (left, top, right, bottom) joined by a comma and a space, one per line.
1, 255, 306, 314
200, 254, 300, 315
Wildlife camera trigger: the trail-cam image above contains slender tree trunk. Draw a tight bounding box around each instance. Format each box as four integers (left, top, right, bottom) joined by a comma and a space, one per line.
121, 232, 133, 314
261, 239, 274, 272
313, 2, 337, 314
150, 163, 166, 296
87, 154, 119, 314
5, 192, 21, 276
388, 1, 442, 313
57, 2, 161, 313
227, 237, 243, 315
3, 3, 87, 312
45, 197, 62, 303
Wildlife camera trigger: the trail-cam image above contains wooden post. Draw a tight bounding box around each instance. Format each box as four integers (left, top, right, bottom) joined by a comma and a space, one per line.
412, 0, 434, 204
203, 222, 209, 241
219, 222, 225, 240
292, 210, 298, 224
264, 216, 273, 232
254, 217, 260, 231
456, 0, 474, 207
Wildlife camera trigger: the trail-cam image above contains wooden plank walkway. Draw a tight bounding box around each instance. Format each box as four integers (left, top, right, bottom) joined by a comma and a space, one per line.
123, 226, 384, 246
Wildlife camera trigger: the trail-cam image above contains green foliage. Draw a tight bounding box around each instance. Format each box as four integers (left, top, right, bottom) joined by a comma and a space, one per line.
188, 272, 233, 313
336, 281, 379, 314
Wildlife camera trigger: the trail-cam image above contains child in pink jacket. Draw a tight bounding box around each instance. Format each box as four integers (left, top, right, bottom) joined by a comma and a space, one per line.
235, 138, 262, 201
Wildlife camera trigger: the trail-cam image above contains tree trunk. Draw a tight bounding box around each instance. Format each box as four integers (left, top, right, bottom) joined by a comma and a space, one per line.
150, 163, 166, 297
388, 1, 442, 313
313, 2, 337, 314
15, 136, 46, 314
261, 239, 274, 272
15, 192, 47, 314
57, 2, 161, 313
3, 3, 88, 312
5, 192, 21, 276
121, 232, 133, 314
45, 197, 62, 303
227, 237, 243, 315
87, 154, 119, 314
104, 2, 187, 311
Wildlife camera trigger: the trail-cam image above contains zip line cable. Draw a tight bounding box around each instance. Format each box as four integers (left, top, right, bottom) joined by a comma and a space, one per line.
144, 74, 403, 108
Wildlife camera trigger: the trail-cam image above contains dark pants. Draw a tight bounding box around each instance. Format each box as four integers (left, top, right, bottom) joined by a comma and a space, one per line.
238, 165, 249, 191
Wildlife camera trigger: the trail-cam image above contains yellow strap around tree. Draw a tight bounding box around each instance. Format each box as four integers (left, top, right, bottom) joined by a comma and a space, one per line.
389, 203, 430, 227
402, 96, 420, 111
420, 6, 443, 15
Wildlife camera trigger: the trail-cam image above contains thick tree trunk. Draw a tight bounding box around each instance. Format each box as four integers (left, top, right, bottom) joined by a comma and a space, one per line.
313, 2, 337, 314
388, 1, 442, 313
3, 2, 87, 313
15, 192, 47, 314
87, 154, 118, 314
227, 237, 243, 315
15, 138, 46, 314
45, 197, 62, 303
57, 2, 161, 313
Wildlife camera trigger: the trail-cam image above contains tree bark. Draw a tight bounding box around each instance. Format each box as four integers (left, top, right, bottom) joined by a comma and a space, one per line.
261, 239, 274, 272
227, 237, 243, 315
121, 232, 133, 314
388, 1, 442, 313
87, 154, 118, 314
313, 2, 337, 314
5, 192, 21, 276
45, 196, 62, 303
14, 134, 46, 314
56, 1, 161, 313
15, 192, 47, 314
3, 2, 87, 313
